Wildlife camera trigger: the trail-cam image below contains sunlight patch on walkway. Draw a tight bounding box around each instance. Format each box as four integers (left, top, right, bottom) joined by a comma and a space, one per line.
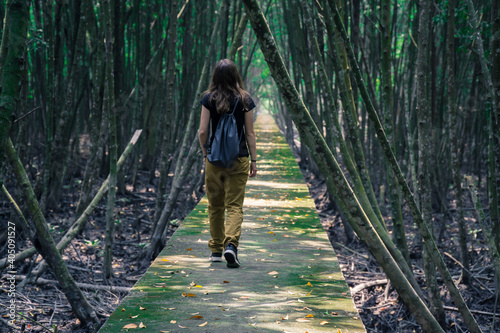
248, 179, 303, 190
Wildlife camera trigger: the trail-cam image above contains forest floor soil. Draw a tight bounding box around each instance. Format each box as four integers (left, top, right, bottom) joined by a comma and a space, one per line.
0, 115, 496, 333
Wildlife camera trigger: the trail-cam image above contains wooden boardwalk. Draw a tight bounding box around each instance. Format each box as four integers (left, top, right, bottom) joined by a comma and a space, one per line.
99, 114, 365, 333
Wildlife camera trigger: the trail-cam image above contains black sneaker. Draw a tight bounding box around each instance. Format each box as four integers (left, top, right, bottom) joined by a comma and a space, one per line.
224, 243, 240, 268
209, 253, 223, 262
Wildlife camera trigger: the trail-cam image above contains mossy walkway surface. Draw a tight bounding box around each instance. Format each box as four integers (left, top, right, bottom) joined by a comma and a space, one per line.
99, 114, 365, 333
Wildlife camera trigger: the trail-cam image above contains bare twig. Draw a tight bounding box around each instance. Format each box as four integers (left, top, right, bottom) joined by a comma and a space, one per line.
443, 305, 500, 318
12, 275, 132, 293
334, 242, 370, 259
13, 107, 40, 123
177, 0, 189, 19
444, 252, 495, 294
350, 279, 388, 295
0, 303, 54, 333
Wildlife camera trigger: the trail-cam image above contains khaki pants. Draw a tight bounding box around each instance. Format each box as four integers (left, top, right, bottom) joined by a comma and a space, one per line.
205, 157, 249, 253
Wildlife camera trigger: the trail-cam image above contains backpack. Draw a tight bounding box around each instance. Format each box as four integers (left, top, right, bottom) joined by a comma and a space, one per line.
206, 98, 242, 168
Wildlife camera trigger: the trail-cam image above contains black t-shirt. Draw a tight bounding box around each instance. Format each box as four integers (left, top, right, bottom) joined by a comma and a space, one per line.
201, 93, 256, 157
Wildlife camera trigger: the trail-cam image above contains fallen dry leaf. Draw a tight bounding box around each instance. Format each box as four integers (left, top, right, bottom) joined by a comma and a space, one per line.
138, 322, 146, 328
170, 320, 177, 324
189, 315, 204, 320
295, 318, 310, 322
186, 248, 192, 251
129, 315, 139, 319
268, 271, 279, 275
320, 320, 329, 325
239, 296, 250, 299
178, 325, 188, 328
122, 323, 138, 329
198, 321, 208, 327
223, 280, 230, 283
305, 314, 314, 318
139, 306, 146, 310
281, 314, 289, 320
182, 293, 196, 297
161, 259, 169, 262
306, 282, 313, 287
121, 308, 126, 312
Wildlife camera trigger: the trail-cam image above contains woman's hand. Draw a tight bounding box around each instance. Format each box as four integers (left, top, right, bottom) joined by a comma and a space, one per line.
249, 161, 257, 177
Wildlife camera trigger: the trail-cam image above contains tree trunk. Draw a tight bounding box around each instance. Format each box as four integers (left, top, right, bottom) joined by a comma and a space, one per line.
27, 131, 142, 279
0, 0, 29, 167
416, 0, 446, 326
466, 0, 500, 298
75, 0, 107, 218
447, 0, 470, 285
326, 0, 482, 331
491, 0, 500, 266
46, 1, 87, 210
380, 0, 409, 265
154, 0, 178, 226
6, 139, 100, 330
229, 11, 248, 61
102, 0, 118, 281
145, 1, 224, 259
322, 0, 385, 231
300, 1, 356, 241
38, 0, 55, 212
242, 1, 444, 331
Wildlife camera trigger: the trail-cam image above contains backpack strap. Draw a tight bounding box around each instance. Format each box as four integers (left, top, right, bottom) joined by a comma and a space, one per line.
232, 98, 244, 143
228, 97, 239, 115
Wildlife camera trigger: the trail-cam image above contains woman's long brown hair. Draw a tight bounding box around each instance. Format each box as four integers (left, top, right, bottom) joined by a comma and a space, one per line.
203, 59, 250, 114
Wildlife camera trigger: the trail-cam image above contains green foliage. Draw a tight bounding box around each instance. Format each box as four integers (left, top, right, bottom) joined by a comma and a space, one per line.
84, 238, 100, 247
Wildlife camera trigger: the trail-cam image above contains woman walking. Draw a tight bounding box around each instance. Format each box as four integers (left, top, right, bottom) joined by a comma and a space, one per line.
198, 59, 257, 268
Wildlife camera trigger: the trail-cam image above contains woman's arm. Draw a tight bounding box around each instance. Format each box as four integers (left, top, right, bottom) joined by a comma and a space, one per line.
198, 106, 211, 159
244, 110, 257, 177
